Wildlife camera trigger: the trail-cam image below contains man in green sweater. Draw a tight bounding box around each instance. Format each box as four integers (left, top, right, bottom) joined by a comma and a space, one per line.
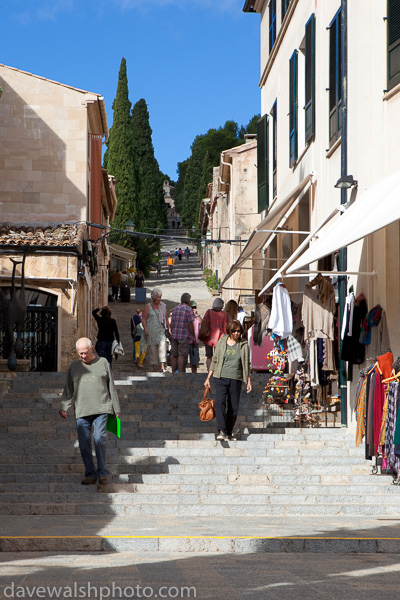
59, 337, 120, 485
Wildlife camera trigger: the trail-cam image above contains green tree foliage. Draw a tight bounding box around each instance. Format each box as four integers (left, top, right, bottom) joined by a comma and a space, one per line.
181, 139, 207, 228
239, 113, 260, 139
174, 159, 189, 215
103, 58, 137, 228
199, 120, 243, 165
176, 116, 260, 228
131, 99, 167, 231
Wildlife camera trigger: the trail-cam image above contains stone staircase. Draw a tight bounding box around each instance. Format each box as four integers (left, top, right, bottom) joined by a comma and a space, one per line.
0, 370, 397, 527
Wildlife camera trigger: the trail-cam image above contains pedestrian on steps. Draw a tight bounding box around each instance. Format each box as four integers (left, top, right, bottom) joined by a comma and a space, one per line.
92, 306, 120, 366
188, 300, 202, 373
131, 308, 146, 366
110, 269, 121, 301
204, 320, 251, 442
59, 337, 120, 486
224, 299, 239, 324
167, 255, 174, 276
202, 297, 228, 371
170, 293, 195, 373
140, 287, 169, 372
178, 248, 183, 261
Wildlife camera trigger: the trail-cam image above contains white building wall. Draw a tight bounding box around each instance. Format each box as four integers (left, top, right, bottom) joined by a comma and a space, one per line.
253, 0, 400, 424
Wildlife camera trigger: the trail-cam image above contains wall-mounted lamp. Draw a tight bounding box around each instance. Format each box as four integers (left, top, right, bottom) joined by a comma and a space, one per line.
215, 242, 221, 249
125, 219, 135, 232
201, 240, 206, 248
334, 175, 358, 189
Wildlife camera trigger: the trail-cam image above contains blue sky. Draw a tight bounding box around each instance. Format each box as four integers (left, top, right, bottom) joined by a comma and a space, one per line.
1, 0, 261, 179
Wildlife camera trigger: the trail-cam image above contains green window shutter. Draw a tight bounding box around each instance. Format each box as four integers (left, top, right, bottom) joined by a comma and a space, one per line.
388, 0, 400, 90
329, 9, 342, 146
289, 50, 298, 167
272, 100, 277, 198
257, 114, 269, 213
305, 14, 315, 143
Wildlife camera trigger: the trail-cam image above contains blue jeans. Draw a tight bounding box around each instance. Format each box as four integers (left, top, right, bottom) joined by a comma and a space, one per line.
76, 413, 109, 479
96, 340, 112, 365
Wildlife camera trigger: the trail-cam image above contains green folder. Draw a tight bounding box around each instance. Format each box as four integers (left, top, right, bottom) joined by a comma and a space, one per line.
106, 414, 121, 438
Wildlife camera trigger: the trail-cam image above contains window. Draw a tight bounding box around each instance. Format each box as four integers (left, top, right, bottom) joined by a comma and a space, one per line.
329, 9, 342, 146
305, 14, 315, 143
271, 101, 277, 198
289, 50, 298, 167
388, 0, 400, 90
257, 114, 269, 213
281, 0, 290, 22
269, 0, 277, 53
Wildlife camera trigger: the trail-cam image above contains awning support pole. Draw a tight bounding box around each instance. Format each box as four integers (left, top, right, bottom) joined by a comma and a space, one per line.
258, 206, 340, 295
339, 0, 349, 427
285, 270, 377, 277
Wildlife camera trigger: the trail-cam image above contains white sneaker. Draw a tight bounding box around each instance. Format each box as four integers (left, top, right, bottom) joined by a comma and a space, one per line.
227, 435, 237, 441
216, 431, 226, 441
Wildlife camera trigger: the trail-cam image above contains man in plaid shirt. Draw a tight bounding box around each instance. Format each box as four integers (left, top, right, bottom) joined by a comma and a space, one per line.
170, 293, 195, 373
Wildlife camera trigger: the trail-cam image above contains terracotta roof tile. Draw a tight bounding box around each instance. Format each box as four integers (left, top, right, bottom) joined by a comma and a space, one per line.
0, 223, 86, 249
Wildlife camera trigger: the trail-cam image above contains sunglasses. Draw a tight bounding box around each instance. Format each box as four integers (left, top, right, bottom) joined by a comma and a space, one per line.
231, 330, 241, 333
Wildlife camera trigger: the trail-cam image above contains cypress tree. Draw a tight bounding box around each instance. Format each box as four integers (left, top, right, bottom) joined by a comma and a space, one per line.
103, 58, 137, 228
131, 99, 167, 231
181, 138, 206, 228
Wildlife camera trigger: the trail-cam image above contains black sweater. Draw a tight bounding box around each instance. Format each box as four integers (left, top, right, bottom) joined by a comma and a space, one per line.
92, 309, 120, 343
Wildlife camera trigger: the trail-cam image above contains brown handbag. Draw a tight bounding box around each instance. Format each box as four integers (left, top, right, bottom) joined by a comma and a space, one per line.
198, 385, 216, 421
198, 311, 210, 342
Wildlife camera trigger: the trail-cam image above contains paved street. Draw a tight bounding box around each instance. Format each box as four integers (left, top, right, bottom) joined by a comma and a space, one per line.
1, 550, 400, 599
109, 238, 214, 374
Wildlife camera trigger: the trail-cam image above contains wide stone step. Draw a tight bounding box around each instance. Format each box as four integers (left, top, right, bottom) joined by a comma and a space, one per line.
0, 499, 399, 517
0, 481, 395, 494
0, 439, 365, 456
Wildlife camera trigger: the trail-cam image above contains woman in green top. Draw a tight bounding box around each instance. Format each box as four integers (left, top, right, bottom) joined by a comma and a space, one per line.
204, 319, 251, 441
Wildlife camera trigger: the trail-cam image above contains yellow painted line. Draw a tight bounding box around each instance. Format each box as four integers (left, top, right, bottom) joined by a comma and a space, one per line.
1, 535, 400, 540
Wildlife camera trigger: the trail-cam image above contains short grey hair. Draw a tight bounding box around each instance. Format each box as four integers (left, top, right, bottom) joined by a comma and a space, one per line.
76, 337, 92, 350
181, 292, 191, 304
151, 287, 163, 300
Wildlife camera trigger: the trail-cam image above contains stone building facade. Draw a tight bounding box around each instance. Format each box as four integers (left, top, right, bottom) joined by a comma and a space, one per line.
0, 64, 116, 371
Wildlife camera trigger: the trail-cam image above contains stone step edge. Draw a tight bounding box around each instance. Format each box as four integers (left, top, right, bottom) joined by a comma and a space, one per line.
1, 534, 400, 554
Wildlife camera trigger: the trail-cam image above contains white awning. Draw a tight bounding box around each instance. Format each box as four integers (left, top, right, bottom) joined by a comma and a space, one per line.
108, 243, 137, 262
287, 170, 400, 274
220, 172, 314, 286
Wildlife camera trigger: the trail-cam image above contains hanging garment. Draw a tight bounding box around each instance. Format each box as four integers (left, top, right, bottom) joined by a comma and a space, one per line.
355, 371, 368, 447
287, 334, 303, 363
360, 305, 383, 345
386, 383, 400, 476
373, 372, 385, 455
341, 298, 368, 364
364, 310, 391, 366
268, 284, 293, 339
254, 303, 271, 347
302, 284, 335, 341
377, 351, 394, 380
341, 291, 354, 340
365, 370, 376, 459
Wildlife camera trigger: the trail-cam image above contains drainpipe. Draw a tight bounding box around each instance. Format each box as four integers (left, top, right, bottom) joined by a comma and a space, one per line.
339, 0, 348, 426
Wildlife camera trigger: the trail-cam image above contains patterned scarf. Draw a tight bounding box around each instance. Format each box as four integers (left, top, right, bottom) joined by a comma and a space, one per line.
359, 304, 382, 345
